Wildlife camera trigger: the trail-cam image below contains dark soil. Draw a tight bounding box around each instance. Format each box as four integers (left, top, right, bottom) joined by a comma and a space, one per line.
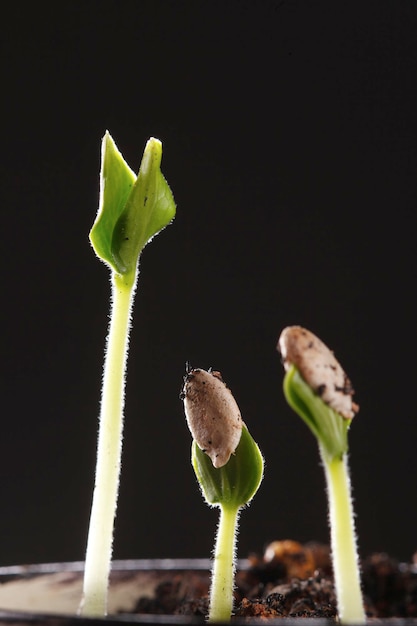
130, 541, 417, 620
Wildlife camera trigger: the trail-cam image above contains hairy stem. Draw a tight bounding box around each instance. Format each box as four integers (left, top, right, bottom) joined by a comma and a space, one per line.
321, 451, 365, 624
79, 270, 136, 616
209, 504, 240, 622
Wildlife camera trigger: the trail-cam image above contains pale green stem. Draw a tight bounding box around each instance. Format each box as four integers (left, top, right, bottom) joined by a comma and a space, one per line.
79, 270, 136, 616
321, 451, 366, 624
209, 504, 240, 623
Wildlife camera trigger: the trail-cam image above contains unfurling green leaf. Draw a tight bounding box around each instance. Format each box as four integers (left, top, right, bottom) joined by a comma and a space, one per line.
89, 132, 136, 272
192, 424, 264, 510
90, 132, 176, 277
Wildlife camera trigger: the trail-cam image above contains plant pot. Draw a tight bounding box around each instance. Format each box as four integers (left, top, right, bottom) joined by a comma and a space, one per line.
1, 559, 210, 626
0, 557, 416, 626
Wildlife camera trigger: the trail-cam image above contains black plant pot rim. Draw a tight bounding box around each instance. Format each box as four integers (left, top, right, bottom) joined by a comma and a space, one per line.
0, 559, 415, 626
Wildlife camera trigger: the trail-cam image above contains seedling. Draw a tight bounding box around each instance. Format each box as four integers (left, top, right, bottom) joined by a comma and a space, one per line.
79, 132, 176, 616
278, 326, 365, 624
181, 367, 264, 622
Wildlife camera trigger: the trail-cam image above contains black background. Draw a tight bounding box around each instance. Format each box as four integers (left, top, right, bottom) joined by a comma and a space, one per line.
2, 0, 417, 567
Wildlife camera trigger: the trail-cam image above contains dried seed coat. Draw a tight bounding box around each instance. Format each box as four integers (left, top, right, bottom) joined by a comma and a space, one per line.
278, 326, 359, 419
182, 368, 243, 468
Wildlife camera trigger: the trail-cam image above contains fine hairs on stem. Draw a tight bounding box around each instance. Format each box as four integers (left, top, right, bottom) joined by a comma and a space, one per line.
79, 133, 176, 616
322, 453, 364, 623
209, 504, 241, 622
79, 273, 135, 615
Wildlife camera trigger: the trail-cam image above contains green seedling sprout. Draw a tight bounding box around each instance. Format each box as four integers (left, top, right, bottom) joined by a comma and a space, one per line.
79, 132, 176, 616
278, 326, 365, 624
181, 367, 264, 622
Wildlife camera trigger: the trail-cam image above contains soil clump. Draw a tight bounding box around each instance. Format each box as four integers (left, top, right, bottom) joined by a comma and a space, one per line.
131, 540, 417, 620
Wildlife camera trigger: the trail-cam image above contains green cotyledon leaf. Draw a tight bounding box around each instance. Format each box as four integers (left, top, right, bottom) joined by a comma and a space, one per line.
192, 424, 264, 510
283, 365, 351, 462
90, 132, 136, 272
111, 137, 175, 276
90, 132, 176, 277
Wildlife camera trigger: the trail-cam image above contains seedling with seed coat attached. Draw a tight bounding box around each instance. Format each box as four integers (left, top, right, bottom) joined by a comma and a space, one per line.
181, 367, 264, 622
278, 326, 365, 625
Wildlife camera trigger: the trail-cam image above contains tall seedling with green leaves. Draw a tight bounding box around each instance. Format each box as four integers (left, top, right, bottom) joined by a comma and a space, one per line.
79, 133, 176, 616
181, 367, 264, 622
278, 326, 365, 624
